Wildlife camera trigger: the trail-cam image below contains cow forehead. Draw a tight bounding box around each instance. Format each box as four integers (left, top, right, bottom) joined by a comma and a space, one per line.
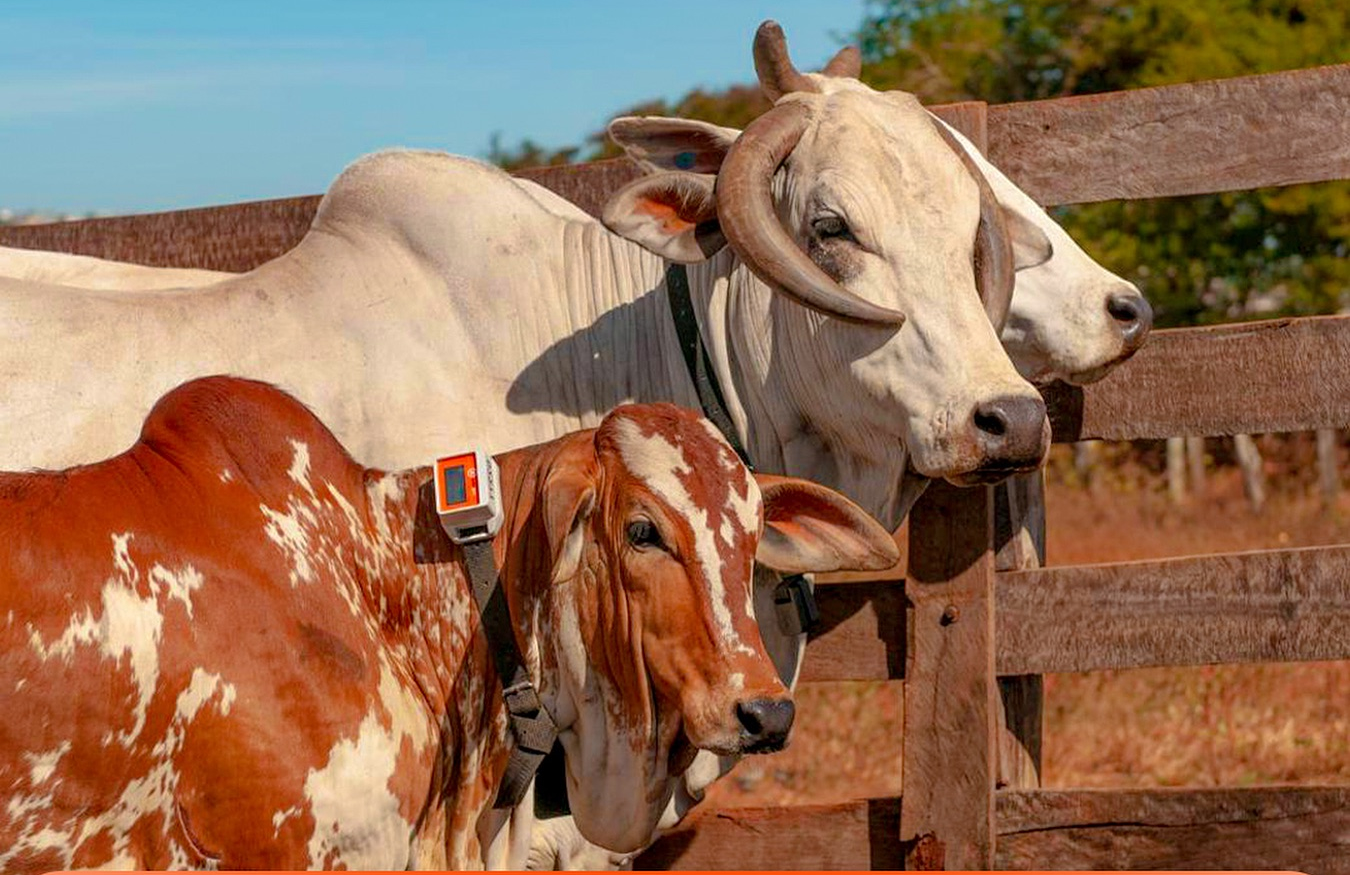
604, 410, 761, 657
604, 409, 759, 528
791, 88, 975, 205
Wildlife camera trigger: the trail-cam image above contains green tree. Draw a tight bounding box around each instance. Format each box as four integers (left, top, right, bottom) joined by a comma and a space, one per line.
857, 0, 1350, 325
485, 85, 770, 167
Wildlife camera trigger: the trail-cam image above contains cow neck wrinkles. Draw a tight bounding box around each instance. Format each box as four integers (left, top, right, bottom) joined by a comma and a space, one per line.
681, 254, 914, 527
509, 219, 696, 432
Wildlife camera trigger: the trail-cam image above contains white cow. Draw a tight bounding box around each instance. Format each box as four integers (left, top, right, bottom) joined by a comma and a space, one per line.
0, 134, 1148, 392
0, 22, 1046, 867
935, 121, 1151, 384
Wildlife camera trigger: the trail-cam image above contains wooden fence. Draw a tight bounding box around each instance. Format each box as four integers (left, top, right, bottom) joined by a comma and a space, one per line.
4, 61, 1350, 872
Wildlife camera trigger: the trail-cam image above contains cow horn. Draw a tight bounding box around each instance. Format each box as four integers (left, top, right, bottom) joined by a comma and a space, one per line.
820, 45, 861, 79
716, 101, 906, 326
754, 20, 818, 101
932, 122, 1015, 329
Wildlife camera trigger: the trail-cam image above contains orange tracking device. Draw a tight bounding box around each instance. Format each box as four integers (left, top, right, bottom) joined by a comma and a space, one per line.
433, 449, 503, 544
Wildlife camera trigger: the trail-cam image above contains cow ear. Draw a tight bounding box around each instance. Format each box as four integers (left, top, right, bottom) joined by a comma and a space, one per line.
602, 171, 726, 263
753, 473, 900, 575
1006, 207, 1054, 271
608, 116, 739, 175
542, 467, 597, 584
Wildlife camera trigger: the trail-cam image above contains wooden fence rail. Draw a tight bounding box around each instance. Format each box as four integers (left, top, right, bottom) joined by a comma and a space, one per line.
803, 543, 1350, 682
4, 60, 1349, 873
637, 787, 1350, 872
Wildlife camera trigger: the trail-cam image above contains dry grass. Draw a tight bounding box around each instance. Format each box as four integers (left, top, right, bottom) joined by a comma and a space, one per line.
704, 452, 1350, 809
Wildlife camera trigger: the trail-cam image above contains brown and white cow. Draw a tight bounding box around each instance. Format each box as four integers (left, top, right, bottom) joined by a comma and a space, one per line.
0, 376, 897, 870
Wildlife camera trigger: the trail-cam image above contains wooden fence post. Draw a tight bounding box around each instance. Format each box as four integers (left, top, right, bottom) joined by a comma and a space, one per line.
935, 95, 1044, 807
994, 472, 1046, 790
1073, 440, 1099, 486
1234, 434, 1267, 512
1185, 436, 1207, 497
1166, 437, 1187, 503
902, 481, 998, 869
1317, 428, 1340, 505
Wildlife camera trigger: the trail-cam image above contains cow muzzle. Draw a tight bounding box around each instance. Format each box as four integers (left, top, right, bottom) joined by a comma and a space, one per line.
949, 394, 1050, 485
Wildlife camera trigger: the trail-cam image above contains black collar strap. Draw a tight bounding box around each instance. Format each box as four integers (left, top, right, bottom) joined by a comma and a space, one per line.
665, 264, 753, 467
665, 264, 819, 637
461, 539, 557, 808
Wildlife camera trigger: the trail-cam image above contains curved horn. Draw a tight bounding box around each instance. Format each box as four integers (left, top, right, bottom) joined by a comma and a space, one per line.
932, 123, 1015, 329
820, 45, 861, 79
716, 101, 906, 326
754, 20, 817, 102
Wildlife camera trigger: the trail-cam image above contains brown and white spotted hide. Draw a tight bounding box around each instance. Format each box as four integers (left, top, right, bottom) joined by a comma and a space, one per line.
0, 378, 897, 870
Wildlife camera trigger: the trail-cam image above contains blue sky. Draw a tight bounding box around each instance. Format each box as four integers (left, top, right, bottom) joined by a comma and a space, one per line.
0, 1, 863, 215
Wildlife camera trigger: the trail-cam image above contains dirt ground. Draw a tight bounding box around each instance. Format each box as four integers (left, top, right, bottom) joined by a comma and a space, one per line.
704, 443, 1350, 808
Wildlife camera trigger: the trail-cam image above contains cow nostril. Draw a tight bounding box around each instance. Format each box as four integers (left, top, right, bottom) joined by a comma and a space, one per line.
1107, 293, 1141, 324
973, 404, 1008, 438
735, 698, 795, 752
736, 702, 764, 736
1107, 292, 1153, 348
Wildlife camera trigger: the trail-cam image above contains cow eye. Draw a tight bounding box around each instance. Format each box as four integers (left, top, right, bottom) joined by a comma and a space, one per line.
812, 214, 855, 243
626, 519, 664, 550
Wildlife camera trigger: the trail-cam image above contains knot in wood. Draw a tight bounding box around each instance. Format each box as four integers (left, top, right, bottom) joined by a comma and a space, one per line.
940, 604, 960, 625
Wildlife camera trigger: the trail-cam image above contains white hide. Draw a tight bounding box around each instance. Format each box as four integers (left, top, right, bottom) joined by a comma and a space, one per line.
930, 118, 1148, 385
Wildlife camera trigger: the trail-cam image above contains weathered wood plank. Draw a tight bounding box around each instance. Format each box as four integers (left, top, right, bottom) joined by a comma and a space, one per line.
987, 62, 1350, 205
801, 542, 1350, 681
633, 798, 902, 870
639, 786, 1350, 872
798, 580, 905, 683
997, 542, 1350, 676
997, 786, 1350, 873
0, 196, 320, 272
900, 481, 998, 869
1046, 315, 1350, 442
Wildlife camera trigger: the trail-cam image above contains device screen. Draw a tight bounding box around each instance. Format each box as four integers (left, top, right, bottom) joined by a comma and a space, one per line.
443, 465, 468, 506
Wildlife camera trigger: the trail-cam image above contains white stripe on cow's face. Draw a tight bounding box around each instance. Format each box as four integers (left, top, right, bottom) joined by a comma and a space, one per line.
610, 416, 757, 658
696, 418, 762, 620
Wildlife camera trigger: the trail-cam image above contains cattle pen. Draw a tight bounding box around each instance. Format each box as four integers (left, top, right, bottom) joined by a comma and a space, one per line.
5, 62, 1350, 872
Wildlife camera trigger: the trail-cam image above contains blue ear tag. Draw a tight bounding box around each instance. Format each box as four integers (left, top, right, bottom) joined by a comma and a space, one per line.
674, 151, 696, 170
